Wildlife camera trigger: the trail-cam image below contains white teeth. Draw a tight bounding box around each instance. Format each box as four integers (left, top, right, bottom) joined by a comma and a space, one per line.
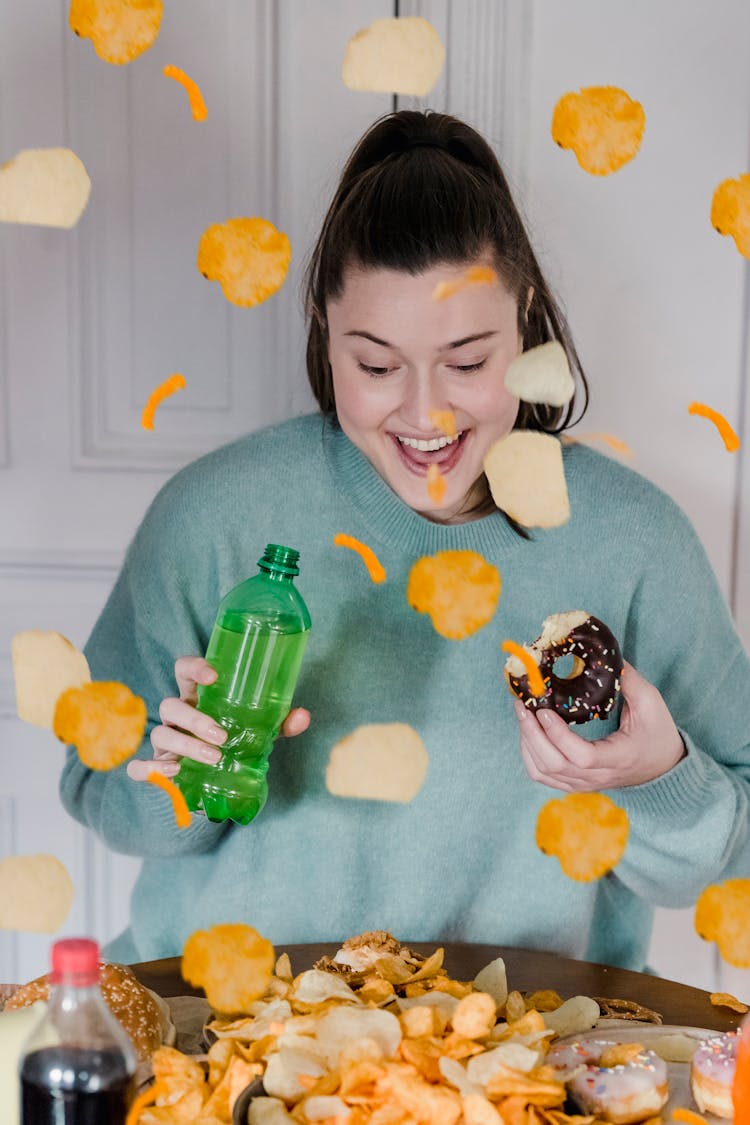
397, 431, 462, 452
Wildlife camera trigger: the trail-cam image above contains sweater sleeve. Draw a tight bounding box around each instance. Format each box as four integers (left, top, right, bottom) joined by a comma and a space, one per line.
607, 498, 750, 907
59, 476, 232, 858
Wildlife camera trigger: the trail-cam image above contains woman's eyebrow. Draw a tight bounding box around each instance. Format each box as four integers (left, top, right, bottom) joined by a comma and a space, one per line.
343, 330, 499, 349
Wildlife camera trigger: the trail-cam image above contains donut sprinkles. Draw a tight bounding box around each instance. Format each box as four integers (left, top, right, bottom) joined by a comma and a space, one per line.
547, 1037, 669, 1125
504, 609, 623, 724
691, 1031, 737, 1118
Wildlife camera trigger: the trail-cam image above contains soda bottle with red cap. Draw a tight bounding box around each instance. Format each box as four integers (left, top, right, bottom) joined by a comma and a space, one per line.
18, 937, 136, 1124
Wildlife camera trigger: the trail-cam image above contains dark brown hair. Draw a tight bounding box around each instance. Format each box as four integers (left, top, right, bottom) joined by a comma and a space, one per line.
303, 109, 589, 432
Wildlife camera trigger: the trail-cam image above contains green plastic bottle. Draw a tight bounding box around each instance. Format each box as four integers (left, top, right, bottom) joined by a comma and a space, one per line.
176, 544, 311, 825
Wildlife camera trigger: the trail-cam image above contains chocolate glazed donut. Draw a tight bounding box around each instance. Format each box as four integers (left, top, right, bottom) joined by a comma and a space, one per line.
505, 610, 623, 724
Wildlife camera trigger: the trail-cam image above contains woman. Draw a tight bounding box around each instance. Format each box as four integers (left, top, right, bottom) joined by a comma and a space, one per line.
60, 110, 750, 968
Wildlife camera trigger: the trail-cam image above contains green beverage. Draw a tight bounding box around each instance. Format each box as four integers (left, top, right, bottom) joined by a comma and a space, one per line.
176, 544, 311, 825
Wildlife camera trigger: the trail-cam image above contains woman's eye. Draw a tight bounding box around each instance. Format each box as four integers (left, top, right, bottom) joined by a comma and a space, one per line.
358, 362, 392, 377
452, 360, 486, 373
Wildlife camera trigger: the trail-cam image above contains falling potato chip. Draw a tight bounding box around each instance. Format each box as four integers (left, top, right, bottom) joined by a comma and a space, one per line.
407, 550, 501, 640
0, 854, 74, 933
198, 217, 291, 307
182, 923, 275, 1014
484, 431, 570, 529
536, 793, 629, 881
326, 723, 429, 804
552, 86, 645, 176
69, 0, 163, 66
695, 879, 750, 968
53, 680, 147, 770
0, 148, 91, 229
342, 17, 444, 96
504, 343, 574, 408
12, 630, 91, 729
711, 174, 750, 258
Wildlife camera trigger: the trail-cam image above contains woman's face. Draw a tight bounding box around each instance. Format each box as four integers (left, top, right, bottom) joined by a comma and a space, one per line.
326, 259, 524, 523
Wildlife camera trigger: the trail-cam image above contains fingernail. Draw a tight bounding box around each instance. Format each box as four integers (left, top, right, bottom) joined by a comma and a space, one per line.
514, 700, 526, 722
201, 746, 222, 764
162, 763, 180, 776
538, 709, 552, 728
207, 724, 227, 745
203, 668, 218, 682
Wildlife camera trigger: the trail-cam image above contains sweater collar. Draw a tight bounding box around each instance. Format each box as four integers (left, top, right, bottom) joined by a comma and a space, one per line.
321, 415, 527, 557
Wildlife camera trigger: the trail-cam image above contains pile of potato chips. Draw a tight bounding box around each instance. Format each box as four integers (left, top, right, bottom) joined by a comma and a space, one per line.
133, 931, 616, 1125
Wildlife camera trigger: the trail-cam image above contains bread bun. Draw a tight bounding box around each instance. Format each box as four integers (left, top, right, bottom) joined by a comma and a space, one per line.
5, 961, 165, 1062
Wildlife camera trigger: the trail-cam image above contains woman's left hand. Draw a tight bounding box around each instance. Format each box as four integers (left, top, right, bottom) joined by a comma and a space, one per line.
515, 661, 686, 791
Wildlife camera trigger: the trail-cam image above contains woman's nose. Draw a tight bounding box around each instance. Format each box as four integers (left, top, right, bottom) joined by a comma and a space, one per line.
400, 370, 449, 430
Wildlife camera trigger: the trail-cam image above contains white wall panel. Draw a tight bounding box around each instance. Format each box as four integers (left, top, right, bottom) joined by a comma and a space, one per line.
523, 0, 750, 613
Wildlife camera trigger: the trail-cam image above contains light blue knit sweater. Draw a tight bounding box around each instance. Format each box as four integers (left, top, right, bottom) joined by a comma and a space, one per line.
59, 414, 750, 968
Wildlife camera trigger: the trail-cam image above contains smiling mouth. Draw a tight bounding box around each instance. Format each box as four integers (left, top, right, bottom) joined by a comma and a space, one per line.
390, 429, 469, 474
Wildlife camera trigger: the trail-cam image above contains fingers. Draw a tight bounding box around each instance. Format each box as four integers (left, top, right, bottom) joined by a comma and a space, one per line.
515, 701, 609, 790
151, 720, 223, 765
159, 696, 227, 747
174, 656, 217, 703
127, 757, 180, 782
280, 708, 311, 738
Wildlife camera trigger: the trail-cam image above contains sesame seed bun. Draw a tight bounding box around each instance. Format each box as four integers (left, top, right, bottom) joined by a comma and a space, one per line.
5, 961, 169, 1062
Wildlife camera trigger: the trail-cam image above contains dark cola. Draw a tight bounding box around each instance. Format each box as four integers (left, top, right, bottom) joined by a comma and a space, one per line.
21, 1045, 134, 1124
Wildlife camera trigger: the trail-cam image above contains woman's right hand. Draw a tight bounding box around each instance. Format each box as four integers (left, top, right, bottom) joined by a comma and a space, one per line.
127, 656, 311, 782
127, 657, 227, 781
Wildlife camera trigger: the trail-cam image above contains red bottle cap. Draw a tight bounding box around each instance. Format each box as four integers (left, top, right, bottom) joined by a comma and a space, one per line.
51, 938, 100, 985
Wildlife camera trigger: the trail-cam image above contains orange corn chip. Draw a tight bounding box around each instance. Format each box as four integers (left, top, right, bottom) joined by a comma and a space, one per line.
687, 402, 740, 453
552, 86, 645, 176
163, 65, 207, 121
426, 464, 447, 505
198, 217, 291, 307
147, 771, 191, 828
711, 174, 750, 259
671, 1110, 709, 1125
561, 432, 633, 457
69, 0, 163, 66
536, 793, 629, 882
501, 640, 545, 697
182, 922, 275, 1014
710, 992, 749, 1013
433, 266, 497, 302
334, 533, 386, 584
695, 879, 750, 967
141, 372, 186, 430
53, 681, 147, 770
407, 550, 501, 640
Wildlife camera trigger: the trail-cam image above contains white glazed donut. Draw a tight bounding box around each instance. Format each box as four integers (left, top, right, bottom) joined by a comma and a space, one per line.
691, 1031, 737, 1119
547, 1038, 669, 1125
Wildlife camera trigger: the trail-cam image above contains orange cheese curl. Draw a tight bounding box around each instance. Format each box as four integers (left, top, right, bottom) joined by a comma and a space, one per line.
147, 771, 191, 828
141, 373, 186, 431
334, 533, 386, 584
688, 402, 740, 453
432, 265, 497, 302
426, 464, 447, 505
163, 65, 207, 121
125, 1080, 168, 1125
502, 639, 546, 697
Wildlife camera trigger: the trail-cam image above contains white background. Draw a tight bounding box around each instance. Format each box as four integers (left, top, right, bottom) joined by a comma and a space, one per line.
0, 0, 748, 995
